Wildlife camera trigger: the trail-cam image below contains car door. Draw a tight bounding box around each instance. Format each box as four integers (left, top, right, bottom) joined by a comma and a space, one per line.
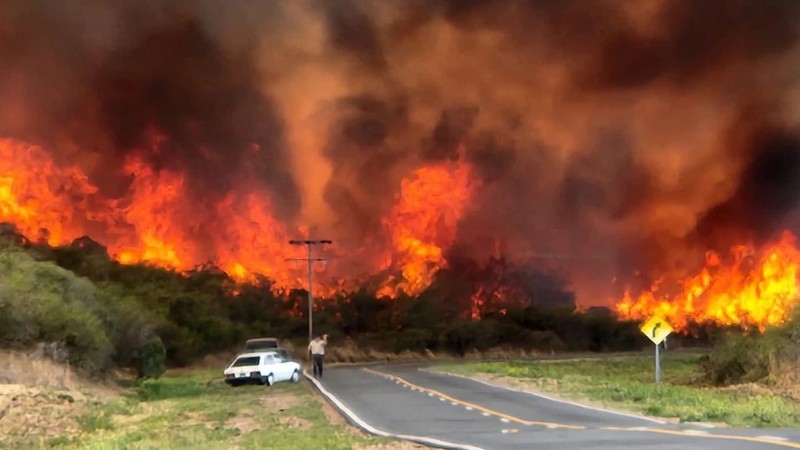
276, 356, 294, 380
262, 354, 288, 381
267, 355, 285, 381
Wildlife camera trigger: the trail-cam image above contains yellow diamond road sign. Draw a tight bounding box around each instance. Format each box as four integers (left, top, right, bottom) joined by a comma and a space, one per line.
640, 316, 673, 345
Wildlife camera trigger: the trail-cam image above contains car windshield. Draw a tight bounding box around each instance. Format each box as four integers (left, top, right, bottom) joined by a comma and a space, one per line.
230, 356, 260, 367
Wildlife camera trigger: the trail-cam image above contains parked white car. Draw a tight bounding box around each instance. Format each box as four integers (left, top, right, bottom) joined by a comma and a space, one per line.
223, 351, 301, 387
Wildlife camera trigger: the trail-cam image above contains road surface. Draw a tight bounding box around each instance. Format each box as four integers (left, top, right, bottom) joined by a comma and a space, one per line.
307, 363, 800, 450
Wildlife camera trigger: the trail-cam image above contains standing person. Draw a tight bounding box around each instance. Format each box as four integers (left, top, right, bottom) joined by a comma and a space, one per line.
307, 333, 328, 379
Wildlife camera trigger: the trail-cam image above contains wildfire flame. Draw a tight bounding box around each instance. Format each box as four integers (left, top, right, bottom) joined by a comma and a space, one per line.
377, 160, 478, 298
616, 231, 800, 331
0, 138, 307, 285
0, 137, 478, 297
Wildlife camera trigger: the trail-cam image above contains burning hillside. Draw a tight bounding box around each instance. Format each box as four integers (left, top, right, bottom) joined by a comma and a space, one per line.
1, 1, 800, 327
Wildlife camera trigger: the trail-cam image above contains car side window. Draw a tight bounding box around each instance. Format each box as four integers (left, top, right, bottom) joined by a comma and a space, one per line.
264, 355, 275, 364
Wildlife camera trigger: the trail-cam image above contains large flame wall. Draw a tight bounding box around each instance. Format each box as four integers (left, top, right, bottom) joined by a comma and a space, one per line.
2, 1, 800, 328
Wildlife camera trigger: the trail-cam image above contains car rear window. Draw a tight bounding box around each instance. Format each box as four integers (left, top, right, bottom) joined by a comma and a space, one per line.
231, 356, 260, 367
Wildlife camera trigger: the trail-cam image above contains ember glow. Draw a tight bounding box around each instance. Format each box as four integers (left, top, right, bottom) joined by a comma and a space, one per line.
617, 232, 800, 331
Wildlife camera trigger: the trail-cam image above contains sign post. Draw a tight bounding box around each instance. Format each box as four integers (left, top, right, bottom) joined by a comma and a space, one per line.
640, 316, 673, 384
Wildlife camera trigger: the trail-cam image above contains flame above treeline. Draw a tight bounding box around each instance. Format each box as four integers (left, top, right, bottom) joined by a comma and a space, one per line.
0, 138, 475, 298
3, 134, 799, 332
2, 1, 800, 330
617, 232, 800, 332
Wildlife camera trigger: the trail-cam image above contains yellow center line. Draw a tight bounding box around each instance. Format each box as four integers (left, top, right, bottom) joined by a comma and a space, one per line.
362, 367, 585, 430
604, 426, 800, 448
362, 368, 800, 448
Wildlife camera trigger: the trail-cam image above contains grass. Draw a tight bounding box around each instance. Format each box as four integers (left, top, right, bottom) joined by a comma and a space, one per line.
433, 353, 800, 428
41, 370, 383, 450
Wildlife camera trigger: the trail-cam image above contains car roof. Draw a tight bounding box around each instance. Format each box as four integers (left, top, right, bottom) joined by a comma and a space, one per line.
235, 351, 279, 359
245, 337, 278, 343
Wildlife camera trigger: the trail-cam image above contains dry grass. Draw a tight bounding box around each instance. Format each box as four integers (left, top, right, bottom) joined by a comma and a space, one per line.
3, 367, 430, 450
770, 344, 800, 400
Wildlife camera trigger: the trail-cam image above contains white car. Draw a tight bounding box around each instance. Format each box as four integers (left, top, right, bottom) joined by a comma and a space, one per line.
223, 351, 301, 386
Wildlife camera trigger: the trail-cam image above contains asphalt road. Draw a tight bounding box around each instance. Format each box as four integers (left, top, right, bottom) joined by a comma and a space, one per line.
307, 363, 800, 450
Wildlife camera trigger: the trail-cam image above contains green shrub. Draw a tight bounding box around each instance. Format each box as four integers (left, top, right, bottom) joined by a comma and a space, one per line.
0, 251, 113, 370
0, 248, 169, 376
133, 335, 167, 378
702, 330, 788, 385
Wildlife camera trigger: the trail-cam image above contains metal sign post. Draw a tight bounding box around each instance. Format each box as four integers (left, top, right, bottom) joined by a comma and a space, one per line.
640, 316, 673, 384
655, 341, 661, 384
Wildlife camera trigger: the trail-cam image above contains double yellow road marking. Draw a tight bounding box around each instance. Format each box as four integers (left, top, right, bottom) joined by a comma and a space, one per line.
362, 367, 800, 448
362, 367, 584, 430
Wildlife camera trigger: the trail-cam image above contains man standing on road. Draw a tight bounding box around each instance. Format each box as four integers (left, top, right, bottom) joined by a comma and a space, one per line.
307, 333, 328, 379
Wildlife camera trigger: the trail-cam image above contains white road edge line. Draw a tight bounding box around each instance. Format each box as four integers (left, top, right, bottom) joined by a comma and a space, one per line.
304, 370, 487, 450
757, 436, 790, 442
431, 370, 667, 425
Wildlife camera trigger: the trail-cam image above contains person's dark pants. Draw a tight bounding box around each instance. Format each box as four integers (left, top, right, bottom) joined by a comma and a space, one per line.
312, 354, 324, 378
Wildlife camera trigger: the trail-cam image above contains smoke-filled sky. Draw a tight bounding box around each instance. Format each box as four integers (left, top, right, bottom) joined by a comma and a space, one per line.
1, 0, 799, 305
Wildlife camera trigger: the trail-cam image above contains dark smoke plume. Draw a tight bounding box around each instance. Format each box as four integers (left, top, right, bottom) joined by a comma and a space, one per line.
1, 0, 800, 305
0, 1, 300, 217
694, 125, 800, 251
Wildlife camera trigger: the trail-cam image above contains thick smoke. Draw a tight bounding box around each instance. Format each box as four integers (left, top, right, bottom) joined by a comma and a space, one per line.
0, 1, 299, 217
1, 0, 800, 305
694, 125, 800, 250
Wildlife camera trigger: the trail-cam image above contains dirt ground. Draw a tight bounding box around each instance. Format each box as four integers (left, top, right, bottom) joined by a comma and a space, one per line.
0, 348, 118, 448
0, 348, 429, 449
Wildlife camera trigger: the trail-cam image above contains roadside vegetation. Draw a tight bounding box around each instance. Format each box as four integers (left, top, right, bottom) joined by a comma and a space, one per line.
434, 349, 800, 427
0, 230, 656, 379
40, 370, 382, 450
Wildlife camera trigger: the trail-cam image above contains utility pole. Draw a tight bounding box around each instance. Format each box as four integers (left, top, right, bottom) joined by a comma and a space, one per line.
288, 238, 332, 342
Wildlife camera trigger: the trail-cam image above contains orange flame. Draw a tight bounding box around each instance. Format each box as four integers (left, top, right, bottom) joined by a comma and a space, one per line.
377, 160, 478, 298
0, 138, 304, 288
0, 137, 480, 298
617, 231, 800, 331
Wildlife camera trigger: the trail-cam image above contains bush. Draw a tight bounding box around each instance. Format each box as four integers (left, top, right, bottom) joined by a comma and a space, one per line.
133, 335, 167, 378
702, 329, 789, 385
0, 248, 168, 376
0, 251, 113, 370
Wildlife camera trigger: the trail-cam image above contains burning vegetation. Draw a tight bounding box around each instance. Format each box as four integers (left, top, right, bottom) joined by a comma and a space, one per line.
618, 231, 800, 331
1, 0, 800, 331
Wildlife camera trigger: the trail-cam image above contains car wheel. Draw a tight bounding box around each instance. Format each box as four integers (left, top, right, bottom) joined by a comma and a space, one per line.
290, 370, 300, 383
264, 373, 274, 386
